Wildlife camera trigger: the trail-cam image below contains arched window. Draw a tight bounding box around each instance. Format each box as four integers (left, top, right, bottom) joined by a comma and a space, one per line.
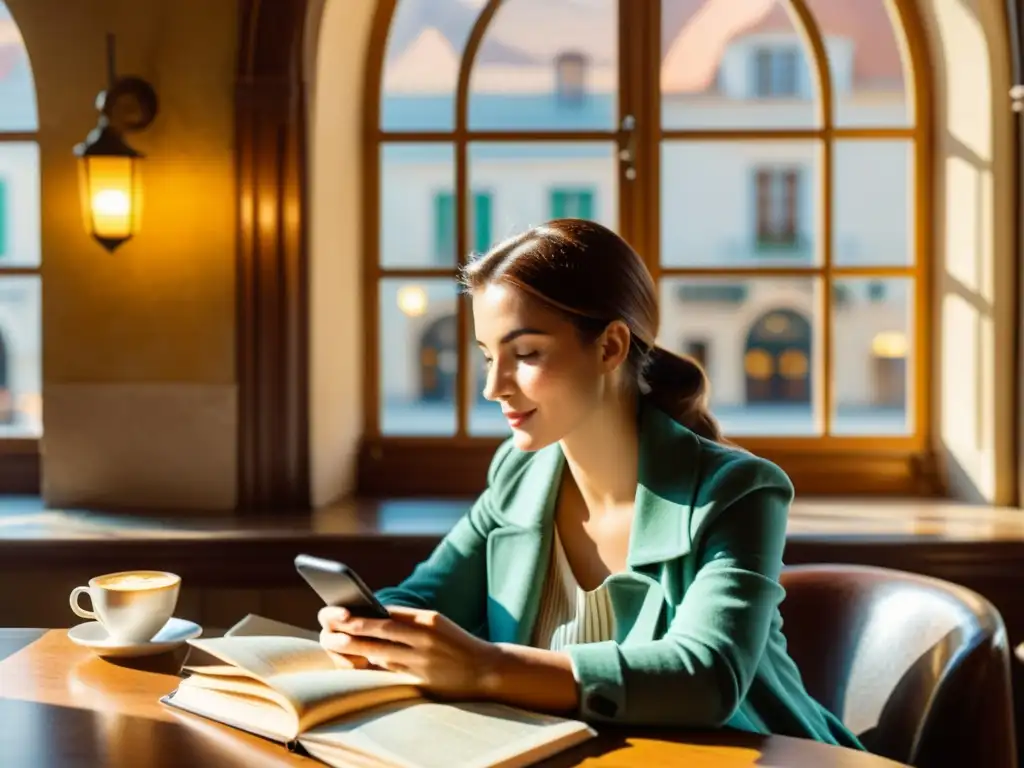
0, 3, 41, 440
364, 0, 928, 494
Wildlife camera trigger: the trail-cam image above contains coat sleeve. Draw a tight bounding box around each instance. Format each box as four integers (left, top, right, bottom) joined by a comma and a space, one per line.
373, 440, 515, 637
566, 454, 792, 727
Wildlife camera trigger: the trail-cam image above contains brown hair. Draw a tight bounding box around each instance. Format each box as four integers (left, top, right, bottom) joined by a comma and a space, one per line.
460, 218, 724, 442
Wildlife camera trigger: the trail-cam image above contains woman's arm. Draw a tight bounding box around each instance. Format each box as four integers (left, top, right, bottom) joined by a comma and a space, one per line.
371, 439, 515, 635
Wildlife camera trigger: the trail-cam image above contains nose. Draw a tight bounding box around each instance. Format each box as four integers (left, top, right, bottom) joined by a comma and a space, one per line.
482, 357, 515, 402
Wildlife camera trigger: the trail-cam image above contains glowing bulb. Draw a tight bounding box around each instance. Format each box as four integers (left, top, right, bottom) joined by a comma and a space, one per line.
92, 189, 130, 216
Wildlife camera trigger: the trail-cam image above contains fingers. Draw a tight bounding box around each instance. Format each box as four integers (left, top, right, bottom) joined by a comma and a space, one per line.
334, 615, 428, 648
320, 630, 416, 669
318, 605, 350, 629
327, 651, 370, 670
383, 606, 444, 628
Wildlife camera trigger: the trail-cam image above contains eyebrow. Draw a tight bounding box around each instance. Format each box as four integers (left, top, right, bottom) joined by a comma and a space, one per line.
476, 328, 550, 347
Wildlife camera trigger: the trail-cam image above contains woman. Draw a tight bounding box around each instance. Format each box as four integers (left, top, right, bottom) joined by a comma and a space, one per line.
319, 219, 863, 749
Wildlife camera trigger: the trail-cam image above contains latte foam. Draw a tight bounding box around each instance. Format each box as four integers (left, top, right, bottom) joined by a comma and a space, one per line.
96, 572, 178, 591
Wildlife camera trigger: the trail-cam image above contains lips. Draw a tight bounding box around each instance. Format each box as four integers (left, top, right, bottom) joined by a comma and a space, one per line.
503, 409, 536, 428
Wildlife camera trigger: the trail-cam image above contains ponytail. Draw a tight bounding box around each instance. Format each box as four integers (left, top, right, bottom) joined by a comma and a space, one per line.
640, 345, 725, 443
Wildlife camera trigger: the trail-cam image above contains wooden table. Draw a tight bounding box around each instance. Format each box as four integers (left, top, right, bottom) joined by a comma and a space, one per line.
0, 629, 907, 767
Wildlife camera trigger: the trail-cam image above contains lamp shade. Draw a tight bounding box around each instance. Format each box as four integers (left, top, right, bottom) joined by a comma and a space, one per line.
73, 121, 144, 252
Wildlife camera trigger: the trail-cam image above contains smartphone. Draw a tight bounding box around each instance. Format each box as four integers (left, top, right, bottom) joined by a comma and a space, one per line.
294, 554, 390, 619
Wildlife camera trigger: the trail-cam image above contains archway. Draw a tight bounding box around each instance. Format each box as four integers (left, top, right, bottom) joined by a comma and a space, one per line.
418, 314, 488, 403
419, 315, 456, 402
744, 309, 812, 404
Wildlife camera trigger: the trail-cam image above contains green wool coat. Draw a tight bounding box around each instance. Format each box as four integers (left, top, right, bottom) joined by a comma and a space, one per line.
375, 401, 864, 750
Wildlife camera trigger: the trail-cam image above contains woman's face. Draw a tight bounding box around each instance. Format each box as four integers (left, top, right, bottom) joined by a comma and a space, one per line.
472, 282, 615, 452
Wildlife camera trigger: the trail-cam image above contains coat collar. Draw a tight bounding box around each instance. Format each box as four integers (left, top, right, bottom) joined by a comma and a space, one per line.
485, 402, 702, 644
501, 400, 701, 567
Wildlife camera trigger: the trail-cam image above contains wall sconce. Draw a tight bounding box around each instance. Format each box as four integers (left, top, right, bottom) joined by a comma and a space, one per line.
73, 33, 159, 253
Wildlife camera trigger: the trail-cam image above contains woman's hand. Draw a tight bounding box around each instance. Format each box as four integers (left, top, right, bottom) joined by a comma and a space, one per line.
318, 605, 503, 700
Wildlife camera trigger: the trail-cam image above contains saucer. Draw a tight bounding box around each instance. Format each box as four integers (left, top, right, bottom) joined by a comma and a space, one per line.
68, 617, 203, 658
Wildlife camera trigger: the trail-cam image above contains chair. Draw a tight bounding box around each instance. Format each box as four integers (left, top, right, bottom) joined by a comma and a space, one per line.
778, 564, 1016, 768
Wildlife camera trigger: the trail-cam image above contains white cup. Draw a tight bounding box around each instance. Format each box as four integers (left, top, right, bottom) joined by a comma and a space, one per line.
69, 570, 181, 644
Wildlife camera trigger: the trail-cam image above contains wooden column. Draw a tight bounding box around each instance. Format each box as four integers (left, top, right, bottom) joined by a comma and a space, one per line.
235, 0, 311, 511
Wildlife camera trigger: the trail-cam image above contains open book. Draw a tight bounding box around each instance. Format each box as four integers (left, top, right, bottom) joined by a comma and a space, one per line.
160, 614, 596, 768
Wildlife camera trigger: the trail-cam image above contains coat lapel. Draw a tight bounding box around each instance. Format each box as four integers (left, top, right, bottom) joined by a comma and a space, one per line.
485, 403, 705, 646
610, 403, 703, 641
486, 442, 563, 644
627, 402, 700, 569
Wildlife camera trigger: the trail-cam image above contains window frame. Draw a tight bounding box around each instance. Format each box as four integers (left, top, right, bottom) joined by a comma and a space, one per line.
360, 0, 936, 498
0, 8, 42, 493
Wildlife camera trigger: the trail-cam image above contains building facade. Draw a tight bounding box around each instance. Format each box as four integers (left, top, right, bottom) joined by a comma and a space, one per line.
376, 0, 912, 439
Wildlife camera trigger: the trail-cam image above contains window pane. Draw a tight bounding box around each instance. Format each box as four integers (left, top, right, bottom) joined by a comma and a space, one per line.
804, 0, 911, 126
661, 140, 820, 267
0, 276, 40, 437
832, 277, 912, 435
380, 144, 456, 267
469, 0, 617, 130
658, 277, 821, 437
833, 140, 912, 266
0, 141, 38, 267
380, 0, 478, 132
661, 0, 817, 129
468, 142, 617, 252
0, 4, 37, 132
380, 278, 459, 435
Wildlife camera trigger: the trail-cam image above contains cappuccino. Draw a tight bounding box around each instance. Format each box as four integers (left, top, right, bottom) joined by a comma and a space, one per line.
70, 570, 181, 643
95, 571, 178, 591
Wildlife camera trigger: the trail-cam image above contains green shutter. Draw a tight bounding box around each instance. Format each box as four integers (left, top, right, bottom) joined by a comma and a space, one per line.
550, 188, 594, 220
551, 190, 567, 219
473, 193, 492, 254
0, 181, 7, 258
578, 190, 594, 220
433, 192, 454, 264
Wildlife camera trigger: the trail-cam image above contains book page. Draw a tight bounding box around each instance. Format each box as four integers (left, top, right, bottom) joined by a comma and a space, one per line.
184, 636, 340, 683
163, 685, 297, 744
301, 700, 596, 768
180, 666, 423, 734
226, 613, 320, 641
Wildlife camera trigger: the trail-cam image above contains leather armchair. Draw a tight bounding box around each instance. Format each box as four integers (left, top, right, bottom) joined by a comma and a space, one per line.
779, 564, 1016, 768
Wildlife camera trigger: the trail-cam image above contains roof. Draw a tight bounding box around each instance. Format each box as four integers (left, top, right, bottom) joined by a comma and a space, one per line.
382, 0, 906, 94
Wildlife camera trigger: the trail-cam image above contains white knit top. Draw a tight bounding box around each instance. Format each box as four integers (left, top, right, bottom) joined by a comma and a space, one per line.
531, 530, 616, 650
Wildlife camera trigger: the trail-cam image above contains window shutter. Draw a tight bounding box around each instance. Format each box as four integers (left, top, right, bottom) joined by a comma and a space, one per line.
0, 181, 7, 258
433, 192, 455, 263
473, 193, 492, 254
551, 190, 567, 219
755, 170, 772, 241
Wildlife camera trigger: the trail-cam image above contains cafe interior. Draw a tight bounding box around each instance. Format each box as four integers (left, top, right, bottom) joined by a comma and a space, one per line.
1, 0, 1023, 765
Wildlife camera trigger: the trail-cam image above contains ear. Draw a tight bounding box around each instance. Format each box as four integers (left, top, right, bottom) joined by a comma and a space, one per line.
597, 320, 632, 373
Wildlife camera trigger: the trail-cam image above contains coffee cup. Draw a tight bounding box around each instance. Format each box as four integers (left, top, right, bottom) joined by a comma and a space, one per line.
69, 570, 181, 644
